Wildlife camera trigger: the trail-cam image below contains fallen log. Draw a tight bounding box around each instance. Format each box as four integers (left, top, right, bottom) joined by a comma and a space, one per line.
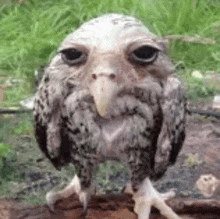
1, 194, 220, 219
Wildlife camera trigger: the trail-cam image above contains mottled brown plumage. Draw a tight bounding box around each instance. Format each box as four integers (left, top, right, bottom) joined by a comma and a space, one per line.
34, 14, 186, 219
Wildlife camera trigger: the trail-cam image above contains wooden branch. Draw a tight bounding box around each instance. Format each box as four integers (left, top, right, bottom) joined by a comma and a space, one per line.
1, 194, 220, 219
0, 108, 32, 114
1, 107, 220, 121
165, 35, 216, 45
187, 108, 220, 119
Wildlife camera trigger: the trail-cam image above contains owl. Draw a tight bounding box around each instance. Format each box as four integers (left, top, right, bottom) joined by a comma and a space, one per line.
34, 14, 186, 219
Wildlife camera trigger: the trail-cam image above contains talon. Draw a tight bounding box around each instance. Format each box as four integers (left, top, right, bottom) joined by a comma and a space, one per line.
133, 178, 180, 219
133, 196, 151, 218
79, 191, 90, 213
46, 191, 61, 212
160, 188, 176, 200
45, 175, 93, 215
123, 182, 133, 194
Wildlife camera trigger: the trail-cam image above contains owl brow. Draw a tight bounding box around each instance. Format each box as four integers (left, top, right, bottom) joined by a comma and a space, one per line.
59, 43, 89, 53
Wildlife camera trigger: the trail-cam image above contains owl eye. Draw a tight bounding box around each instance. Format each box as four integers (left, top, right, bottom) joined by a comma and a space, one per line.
130, 46, 158, 64
60, 48, 87, 65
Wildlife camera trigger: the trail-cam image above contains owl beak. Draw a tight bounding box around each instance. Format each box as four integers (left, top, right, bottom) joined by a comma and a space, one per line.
89, 76, 117, 117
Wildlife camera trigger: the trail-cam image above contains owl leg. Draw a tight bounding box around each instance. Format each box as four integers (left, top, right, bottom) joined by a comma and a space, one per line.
46, 163, 94, 214
125, 178, 180, 219
46, 175, 93, 212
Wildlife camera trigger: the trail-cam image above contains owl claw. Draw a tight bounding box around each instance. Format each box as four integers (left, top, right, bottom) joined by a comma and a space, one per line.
122, 182, 133, 194
46, 175, 92, 215
134, 195, 181, 219
133, 178, 181, 219
160, 188, 176, 200
46, 190, 60, 212
46, 175, 81, 212
79, 190, 90, 213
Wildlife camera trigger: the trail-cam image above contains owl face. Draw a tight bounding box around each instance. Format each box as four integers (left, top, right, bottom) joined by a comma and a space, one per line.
49, 14, 171, 117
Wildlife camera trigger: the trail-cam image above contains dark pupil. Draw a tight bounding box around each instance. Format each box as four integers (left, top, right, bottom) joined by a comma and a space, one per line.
64, 49, 82, 60
134, 46, 156, 59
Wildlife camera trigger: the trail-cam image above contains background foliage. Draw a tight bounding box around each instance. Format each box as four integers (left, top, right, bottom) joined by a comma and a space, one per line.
0, 0, 220, 105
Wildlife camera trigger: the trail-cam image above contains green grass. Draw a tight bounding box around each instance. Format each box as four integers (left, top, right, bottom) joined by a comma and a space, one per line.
0, 0, 220, 105
0, 143, 11, 157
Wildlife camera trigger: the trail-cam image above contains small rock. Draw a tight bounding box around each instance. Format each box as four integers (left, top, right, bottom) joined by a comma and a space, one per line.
19, 96, 35, 109
195, 174, 220, 198
213, 95, 220, 109
192, 70, 203, 79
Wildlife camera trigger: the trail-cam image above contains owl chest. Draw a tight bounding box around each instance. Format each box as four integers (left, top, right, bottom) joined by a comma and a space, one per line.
65, 92, 157, 160
68, 115, 135, 160
99, 118, 127, 158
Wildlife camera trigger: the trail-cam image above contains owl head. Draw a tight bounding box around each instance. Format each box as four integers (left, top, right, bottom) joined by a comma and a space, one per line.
47, 14, 174, 117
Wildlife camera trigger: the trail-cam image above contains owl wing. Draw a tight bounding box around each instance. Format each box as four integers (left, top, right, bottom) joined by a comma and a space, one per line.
153, 76, 186, 179
34, 68, 71, 170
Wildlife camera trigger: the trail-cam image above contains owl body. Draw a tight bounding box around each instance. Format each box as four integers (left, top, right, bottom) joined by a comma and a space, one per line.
34, 14, 186, 218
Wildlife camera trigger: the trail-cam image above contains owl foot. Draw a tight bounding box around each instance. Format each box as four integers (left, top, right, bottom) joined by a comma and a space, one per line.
124, 178, 180, 219
46, 175, 92, 214
160, 188, 176, 200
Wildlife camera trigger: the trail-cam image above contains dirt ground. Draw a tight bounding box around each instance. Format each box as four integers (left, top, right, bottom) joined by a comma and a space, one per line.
154, 114, 220, 199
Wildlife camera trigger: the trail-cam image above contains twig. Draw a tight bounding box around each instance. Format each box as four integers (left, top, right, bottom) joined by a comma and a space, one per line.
187, 108, 220, 119
0, 108, 32, 114
165, 35, 216, 45
1, 107, 220, 120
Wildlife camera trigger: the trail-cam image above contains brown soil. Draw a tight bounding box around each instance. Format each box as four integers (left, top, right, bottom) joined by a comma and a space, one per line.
177, 115, 220, 198
184, 117, 220, 178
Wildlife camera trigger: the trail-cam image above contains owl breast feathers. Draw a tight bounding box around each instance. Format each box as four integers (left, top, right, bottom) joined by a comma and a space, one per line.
34, 13, 186, 188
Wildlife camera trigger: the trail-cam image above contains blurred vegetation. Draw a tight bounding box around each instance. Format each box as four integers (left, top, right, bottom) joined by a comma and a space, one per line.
0, 0, 219, 105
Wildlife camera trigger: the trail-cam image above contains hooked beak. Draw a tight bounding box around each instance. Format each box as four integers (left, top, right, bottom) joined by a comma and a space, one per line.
89, 76, 118, 117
